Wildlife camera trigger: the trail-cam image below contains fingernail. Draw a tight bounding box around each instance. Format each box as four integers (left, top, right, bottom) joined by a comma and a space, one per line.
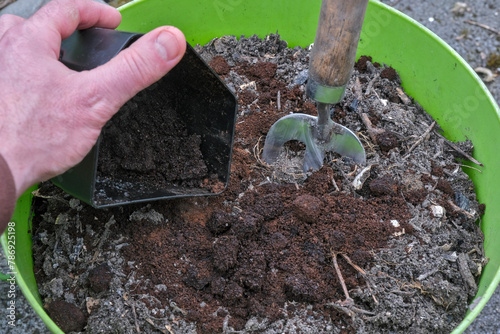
156, 30, 181, 60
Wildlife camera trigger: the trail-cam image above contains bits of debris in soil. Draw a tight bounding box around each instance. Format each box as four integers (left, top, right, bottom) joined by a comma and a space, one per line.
32, 34, 486, 334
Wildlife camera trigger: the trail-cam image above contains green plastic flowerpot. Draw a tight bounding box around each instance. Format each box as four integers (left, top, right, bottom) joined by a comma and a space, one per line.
2, 0, 499, 332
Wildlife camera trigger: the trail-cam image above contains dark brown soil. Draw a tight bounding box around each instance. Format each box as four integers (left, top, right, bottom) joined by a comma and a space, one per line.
31, 34, 486, 334
45, 300, 87, 333
97, 92, 209, 191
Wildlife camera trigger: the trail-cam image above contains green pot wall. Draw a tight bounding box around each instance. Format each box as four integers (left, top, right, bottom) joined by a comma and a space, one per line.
2, 0, 499, 333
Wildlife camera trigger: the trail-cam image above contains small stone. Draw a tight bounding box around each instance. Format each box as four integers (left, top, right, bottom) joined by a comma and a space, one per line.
444, 251, 458, 262
431, 205, 445, 218
47, 278, 64, 298
293, 69, 309, 85
455, 192, 470, 211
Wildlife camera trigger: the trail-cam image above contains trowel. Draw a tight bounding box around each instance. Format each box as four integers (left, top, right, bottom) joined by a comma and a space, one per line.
262, 0, 368, 172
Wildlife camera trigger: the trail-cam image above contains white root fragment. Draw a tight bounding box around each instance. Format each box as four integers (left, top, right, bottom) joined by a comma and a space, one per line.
395, 87, 411, 105
352, 165, 373, 190
239, 81, 257, 90
474, 67, 496, 83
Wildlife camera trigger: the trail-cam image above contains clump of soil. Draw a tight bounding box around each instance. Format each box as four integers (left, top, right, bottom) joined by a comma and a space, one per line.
32, 34, 487, 334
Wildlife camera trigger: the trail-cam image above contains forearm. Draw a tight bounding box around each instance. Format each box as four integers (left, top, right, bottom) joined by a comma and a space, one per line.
0, 154, 16, 235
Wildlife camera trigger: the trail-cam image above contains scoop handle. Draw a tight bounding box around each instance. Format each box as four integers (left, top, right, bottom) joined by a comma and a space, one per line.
306, 0, 369, 104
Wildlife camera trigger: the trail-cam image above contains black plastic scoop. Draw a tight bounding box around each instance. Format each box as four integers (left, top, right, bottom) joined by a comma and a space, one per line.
52, 28, 238, 208
262, 0, 368, 171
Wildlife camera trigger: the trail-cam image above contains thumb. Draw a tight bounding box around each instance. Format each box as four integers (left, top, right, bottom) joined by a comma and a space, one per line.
90, 26, 186, 111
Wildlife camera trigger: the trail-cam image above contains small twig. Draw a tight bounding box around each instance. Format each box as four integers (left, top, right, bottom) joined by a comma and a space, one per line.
277, 90, 281, 111
92, 216, 116, 262
358, 132, 376, 153
342, 254, 379, 304
350, 306, 376, 316
327, 302, 355, 318
365, 73, 379, 96
395, 87, 411, 105
389, 289, 416, 296
475, 67, 496, 83
447, 199, 475, 219
417, 267, 440, 281
331, 176, 340, 192
253, 136, 270, 168
354, 77, 363, 100
165, 325, 175, 334
327, 301, 376, 316
331, 251, 351, 302
403, 121, 436, 158
458, 253, 479, 297
433, 131, 483, 166
360, 113, 384, 143
170, 302, 188, 316
131, 303, 141, 333
341, 254, 366, 275
458, 164, 482, 173
464, 19, 500, 35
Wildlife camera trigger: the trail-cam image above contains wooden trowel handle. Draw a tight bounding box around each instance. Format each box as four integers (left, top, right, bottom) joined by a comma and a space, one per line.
306, 0, 369, 104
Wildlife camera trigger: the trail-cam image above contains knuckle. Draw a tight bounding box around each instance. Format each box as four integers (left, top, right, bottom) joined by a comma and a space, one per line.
121, 51, 152, 87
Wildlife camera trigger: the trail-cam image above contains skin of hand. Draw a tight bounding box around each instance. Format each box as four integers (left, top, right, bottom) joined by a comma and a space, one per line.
0, 0, 187, 198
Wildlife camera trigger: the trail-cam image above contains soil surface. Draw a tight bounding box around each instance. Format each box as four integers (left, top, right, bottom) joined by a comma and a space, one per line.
31, 34, 487, 334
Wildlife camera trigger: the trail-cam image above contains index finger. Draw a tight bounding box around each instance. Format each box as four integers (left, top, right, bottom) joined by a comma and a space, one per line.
27, 0, 121, 56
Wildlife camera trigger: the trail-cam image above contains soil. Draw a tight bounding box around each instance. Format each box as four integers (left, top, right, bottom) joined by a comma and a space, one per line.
31, 34, 487, 334
98, 101, 208, 190
94, 77, 219, 206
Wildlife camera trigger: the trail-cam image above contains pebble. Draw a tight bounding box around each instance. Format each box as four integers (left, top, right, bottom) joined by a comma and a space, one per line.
431, 205, 446, 218
293, 69, 309, 85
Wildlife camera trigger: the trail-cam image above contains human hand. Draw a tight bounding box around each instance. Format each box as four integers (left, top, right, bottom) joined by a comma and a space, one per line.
0, 0, 186, 198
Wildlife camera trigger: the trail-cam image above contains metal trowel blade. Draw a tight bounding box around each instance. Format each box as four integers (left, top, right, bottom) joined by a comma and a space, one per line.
262, 113, 365, 172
